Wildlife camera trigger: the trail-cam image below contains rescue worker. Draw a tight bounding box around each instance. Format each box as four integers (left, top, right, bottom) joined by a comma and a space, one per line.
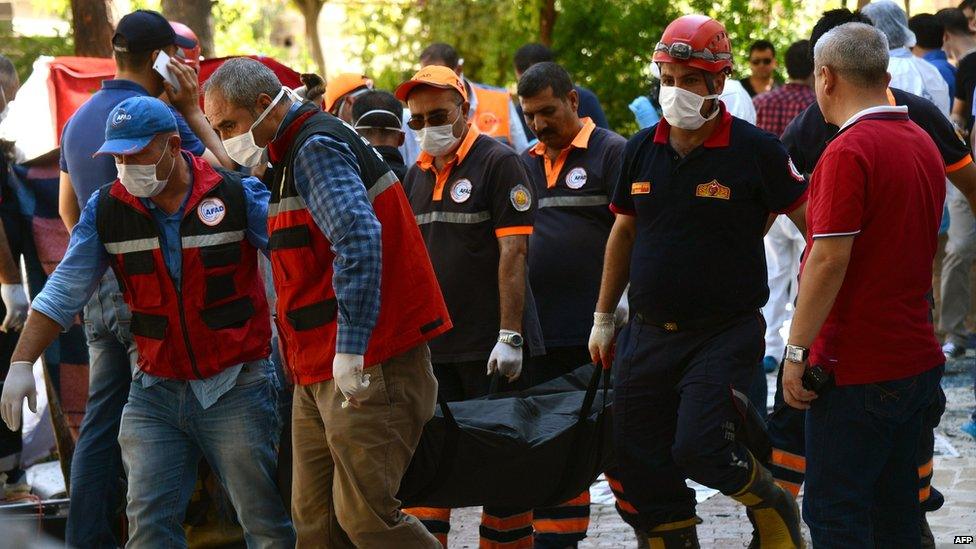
517, 61, 627, 548
420, 43, 530, 153
204, 57, 450, 548
588, 15, 807, 547
0, 96, 295, 545
324, 72, 373, 124
770, 9, 976, 546
352, 90, 409, 181
396, 65, 545, 548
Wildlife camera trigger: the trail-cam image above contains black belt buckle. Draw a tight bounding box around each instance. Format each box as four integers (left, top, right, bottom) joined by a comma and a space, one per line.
802, 364, 833, 395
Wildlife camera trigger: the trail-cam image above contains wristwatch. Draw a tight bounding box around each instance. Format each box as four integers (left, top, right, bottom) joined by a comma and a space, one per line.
784, 344, 809, 363
498, 331, 524, 348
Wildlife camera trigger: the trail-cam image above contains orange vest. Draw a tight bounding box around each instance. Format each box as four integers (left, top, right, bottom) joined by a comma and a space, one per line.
472, 85, 512, 143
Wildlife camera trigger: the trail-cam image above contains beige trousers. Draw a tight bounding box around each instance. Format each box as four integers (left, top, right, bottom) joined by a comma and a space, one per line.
291, 344, 440, 548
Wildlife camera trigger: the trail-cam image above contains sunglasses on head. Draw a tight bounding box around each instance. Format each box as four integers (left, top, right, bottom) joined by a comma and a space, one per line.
407, 105, 461, 131
750, 58, 773, 66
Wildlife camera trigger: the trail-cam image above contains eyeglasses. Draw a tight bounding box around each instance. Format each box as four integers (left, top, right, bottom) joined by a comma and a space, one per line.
750, 58, 774, 66
407, 105, 462, 131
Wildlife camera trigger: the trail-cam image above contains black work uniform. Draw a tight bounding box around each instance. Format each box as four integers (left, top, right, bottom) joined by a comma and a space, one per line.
403, 124, 545, 401
609, 104, 808, 532
521, 118, 626, 384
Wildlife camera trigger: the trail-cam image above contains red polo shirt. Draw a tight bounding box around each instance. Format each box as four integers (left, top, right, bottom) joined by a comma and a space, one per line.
804, 106, 945, 385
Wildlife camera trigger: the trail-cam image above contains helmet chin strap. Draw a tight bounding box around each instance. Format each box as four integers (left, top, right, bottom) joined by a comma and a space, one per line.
702, 70, 720, 117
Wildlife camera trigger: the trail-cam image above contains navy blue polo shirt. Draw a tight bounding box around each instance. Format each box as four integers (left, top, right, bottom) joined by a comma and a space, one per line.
521, 119, 626, 347
59, 79, 205, 208
610, 104, 808, 325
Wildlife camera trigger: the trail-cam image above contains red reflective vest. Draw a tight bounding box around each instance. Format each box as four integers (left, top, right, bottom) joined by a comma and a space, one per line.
95, 155, 271, 380
268, 104, 452, 385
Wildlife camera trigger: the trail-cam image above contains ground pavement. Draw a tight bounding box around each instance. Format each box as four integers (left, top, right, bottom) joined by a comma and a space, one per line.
451, 356, 976, 548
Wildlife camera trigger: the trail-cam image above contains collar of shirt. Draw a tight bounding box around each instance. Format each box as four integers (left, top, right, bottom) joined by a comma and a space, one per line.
528, 117, 596, 188
838, 104, 909, 132
653, 102, 732, 149
923, 50, 949, 62
416, 123, 481, 201
101, 79, 150, 94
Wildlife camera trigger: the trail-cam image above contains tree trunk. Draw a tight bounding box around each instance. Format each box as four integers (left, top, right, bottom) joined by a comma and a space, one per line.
70, 0, 114, 58
161, 0, 216, 58
295, 0, 326, 77
539, 0, 557, 47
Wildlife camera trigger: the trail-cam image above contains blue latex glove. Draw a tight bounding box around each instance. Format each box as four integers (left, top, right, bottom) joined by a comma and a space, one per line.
629, 96, 660, 129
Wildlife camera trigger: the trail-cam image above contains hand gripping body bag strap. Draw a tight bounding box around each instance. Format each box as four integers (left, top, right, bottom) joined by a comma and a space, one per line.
397, 363, 613, 509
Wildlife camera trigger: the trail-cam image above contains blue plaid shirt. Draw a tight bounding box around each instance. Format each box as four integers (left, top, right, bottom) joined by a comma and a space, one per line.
291, 131, 382, 356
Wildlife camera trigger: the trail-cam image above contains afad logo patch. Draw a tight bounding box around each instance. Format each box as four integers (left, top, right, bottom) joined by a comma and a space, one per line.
696, 180, 730, 200
476, 112, 501, 135
197, 198, 226, 226
631, 182, 651, 195
450, 179, 473, 203
112, 109, 133, 127
565, 167, 587, 189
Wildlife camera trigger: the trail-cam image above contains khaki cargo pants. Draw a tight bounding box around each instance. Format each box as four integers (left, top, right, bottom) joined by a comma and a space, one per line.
291, 344, 440, 548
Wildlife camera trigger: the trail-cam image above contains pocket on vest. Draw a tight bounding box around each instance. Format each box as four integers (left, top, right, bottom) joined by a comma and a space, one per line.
122, 250, 155, 275
201, 297, 255, 330
131, 312, 167, 340
285, 299, 337, 331
200, 242, 242, 268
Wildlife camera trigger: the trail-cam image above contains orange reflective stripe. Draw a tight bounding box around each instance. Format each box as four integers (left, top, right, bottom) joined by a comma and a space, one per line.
532, 517, 590, 534
919, 485, 931, 502
946, 154, 972, 174
495, 226, 533, 238
481, 511, 533, 531
776, 479, 802, 498
771, 449, 806, 473
479, 539, 533, 549
404, 506, 451, 522
557, 491, 591, 506
918, 459, 933, 478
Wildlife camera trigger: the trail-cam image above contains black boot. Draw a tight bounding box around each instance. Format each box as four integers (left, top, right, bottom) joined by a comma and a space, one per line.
730, 455, 804, 549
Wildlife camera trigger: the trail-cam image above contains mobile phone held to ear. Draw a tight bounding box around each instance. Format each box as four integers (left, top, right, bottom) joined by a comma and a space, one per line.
153, 50, 180, 93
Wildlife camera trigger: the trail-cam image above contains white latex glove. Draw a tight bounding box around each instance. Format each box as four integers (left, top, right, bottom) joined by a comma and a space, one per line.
614, 291, 629, 328
487, 330, 524, 382
333, 353, 370, 409
1, 361, 36, 431
588, 312, 616, 369
1, 284, 28, 332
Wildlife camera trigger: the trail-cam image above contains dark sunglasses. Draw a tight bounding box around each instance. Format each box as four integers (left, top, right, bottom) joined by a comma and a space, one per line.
750, 58, 774, 66
407, 105, 461, 131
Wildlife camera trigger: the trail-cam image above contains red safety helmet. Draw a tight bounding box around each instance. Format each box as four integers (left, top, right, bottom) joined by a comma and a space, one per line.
170, 22, 201, 71
652, 15, 733, 75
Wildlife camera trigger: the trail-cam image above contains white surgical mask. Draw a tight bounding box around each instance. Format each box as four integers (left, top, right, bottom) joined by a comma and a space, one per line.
223, 87, 287, 167
659, 85, 719, 130
116, 148, 174, 198
415, 107, 462, 156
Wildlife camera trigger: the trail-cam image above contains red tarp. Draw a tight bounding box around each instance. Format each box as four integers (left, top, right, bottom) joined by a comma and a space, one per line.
198, 56, 303, 109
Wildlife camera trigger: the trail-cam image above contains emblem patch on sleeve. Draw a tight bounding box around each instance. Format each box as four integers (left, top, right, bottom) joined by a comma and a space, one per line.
631, 182, 651, 195
510, 184, 532, 212
695, 180, 730, 200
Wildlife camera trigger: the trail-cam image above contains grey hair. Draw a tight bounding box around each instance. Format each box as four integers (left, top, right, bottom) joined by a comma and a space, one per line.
814, 22, 890, 89
204, 57, 282, 110
861, 1, 915, 49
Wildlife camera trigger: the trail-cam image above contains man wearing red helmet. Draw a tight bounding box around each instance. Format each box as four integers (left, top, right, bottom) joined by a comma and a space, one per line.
588, 15, 807, 548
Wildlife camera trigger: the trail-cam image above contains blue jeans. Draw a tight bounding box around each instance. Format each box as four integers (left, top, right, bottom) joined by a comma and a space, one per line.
118, 361, 295, 548
67, 273, 137, 548
803, 365, 944, 548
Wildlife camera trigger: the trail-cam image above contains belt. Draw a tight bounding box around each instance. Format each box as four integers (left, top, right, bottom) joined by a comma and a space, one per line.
633, 310, 757, 333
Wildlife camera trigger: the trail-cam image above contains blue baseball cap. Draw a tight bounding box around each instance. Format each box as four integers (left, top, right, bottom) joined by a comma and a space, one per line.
94, 96, 178, 156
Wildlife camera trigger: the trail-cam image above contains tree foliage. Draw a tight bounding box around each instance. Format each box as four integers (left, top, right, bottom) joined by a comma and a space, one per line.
342, 0, 815, 135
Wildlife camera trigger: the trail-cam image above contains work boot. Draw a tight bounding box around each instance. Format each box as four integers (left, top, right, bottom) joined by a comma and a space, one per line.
731, 455, 804, 549
644, 518, 702, 548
